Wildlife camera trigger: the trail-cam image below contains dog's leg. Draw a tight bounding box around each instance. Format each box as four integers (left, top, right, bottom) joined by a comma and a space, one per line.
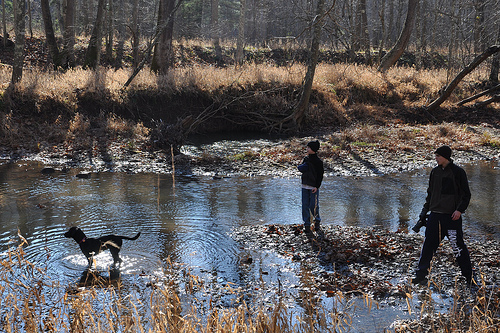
109, 248, 122, 267
87, 252, 97, 269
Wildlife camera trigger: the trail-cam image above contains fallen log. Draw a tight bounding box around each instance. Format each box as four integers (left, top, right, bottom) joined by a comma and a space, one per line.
474, 94, 500, 107
457, 84, 500, 106
427, 45, 500, 112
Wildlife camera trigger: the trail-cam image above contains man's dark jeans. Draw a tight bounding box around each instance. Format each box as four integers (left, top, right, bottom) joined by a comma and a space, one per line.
416, 212, 472, 279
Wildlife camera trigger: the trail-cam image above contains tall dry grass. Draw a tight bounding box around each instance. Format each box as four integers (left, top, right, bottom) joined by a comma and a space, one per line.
1, 62, 491, 106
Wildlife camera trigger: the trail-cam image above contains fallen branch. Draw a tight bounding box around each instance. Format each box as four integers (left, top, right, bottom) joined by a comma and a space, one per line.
457, 84, 500, 106
427, 45, 500, 112
474, 94, 500, 107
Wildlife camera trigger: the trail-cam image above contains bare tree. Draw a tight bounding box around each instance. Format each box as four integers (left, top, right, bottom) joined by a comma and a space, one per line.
376, 0, 387, 62
427, 45, 500, 111
2, 0, 6, 47
114, 0, 126, 68
105, 0, 114, 62
211, 0, 222, 64
41, 0, 62, 67
131, 0, 140, 69
352, 0, 369, 56
284, 0, 329, 129
151, 0, 177, 74
62, 0, 76, 67
378, 0, 418, 72
474, 0, 486, 53
235, 0, 247, 66
124, 0, 183, 86
84, 0, 106, 69
490, 25, 500, 83
27, 0, 32, 37
11, 0, 26, 84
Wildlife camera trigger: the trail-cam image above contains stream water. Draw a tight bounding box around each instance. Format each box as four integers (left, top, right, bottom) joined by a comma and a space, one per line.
0, 159, 498, 330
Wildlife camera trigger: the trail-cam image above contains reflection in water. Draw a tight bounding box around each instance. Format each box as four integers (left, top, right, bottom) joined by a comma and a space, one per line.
78, 268, 121, 287
0, 160, 498, 287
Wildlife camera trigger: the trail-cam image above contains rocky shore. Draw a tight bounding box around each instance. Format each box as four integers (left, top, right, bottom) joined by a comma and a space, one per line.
232, 223, 500, 297
2, 123, 499, 178
231, 223, 500, 331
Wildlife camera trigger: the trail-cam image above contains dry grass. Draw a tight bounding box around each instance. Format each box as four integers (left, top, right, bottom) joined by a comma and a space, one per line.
1, 62, 490, 105
0, 61, 495, 124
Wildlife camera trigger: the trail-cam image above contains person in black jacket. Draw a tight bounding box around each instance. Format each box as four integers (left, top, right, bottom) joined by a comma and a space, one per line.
297, 140, 324, 233
412, 145, 473, 286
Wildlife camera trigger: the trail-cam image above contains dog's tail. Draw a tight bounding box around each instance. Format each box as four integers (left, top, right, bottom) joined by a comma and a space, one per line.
121, 232, 141, 241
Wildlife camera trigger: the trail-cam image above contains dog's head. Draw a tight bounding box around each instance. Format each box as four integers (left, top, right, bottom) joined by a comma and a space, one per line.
64, 226, 80, 238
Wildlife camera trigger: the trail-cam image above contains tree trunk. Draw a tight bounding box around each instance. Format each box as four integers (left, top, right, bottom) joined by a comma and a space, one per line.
151, 0, 176, 74
377, 0, 386, 63
62, 0, 76, 67
378, 0, 418, 72
235, 0, 247, 66
131, 0, 140, 69
473, 0, 486, 54
387, 0, 395, 44
360, 0, 370, 64
287, 0, 328, 129
2, 0, 7, 48
200, 0, 209, 38
458, 84, 500, 106
352, 0, 362, 52
12, 0, 26, 84
419, 0, 427, 53
414, 0, 423, 69
490, 26, 500, 83
447, 0, 457, 77
84, 0, 106, 69
105, 0, 113, 62
81, 0, 90, 35
250, 0, 257, 44
124, 0, 182, 87
41, 0, 62, 67
114, 0, 126, 68
27, 0, 32, 38
55, 0, 64, 32
211, 0, 222, 65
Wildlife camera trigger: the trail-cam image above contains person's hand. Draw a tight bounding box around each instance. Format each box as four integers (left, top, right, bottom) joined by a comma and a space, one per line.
419, 208, 428, 221
311, 187, 317, 194
451, 210, 461, 221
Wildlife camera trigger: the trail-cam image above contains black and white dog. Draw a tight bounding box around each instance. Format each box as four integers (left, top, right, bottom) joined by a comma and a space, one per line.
64, 226, 140, 267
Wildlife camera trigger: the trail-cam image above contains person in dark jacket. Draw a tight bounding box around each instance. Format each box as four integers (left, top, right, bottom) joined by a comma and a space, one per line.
412, 145, 473, 286
297, 140, 324, 233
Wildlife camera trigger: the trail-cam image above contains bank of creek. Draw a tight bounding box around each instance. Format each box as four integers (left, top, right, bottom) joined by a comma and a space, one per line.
1, 123, 500, 331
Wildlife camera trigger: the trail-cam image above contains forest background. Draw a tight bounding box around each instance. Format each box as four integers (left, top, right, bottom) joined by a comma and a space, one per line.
0, 0, 499, 157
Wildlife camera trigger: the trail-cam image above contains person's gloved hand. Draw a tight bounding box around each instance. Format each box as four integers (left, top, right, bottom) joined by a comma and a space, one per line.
419, 208, 428, 223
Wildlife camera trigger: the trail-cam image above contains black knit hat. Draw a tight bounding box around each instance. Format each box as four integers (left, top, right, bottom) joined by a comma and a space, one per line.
435, 145, 452, 160
307, 140, 320, 152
